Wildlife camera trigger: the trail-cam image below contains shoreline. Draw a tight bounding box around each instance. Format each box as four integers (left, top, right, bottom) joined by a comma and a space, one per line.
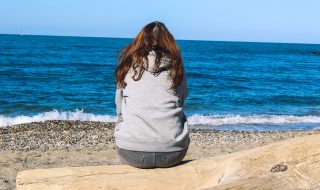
1, 120, 319, 151
1, 120, 319, 189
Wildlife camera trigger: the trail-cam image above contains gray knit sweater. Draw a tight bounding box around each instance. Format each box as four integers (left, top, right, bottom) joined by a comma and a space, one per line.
114, 50, 190, 152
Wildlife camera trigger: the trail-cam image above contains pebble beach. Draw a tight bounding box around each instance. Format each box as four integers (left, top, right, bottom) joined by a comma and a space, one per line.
1, 120, 320, 189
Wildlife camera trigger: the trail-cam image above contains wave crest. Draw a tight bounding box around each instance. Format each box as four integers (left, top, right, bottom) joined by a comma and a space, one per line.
188, 114, 320, 126
1, 110, 320, 127
0, 109, 117, 127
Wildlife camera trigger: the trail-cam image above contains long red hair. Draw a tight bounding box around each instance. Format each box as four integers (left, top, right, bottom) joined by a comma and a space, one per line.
115, 21, 184, 90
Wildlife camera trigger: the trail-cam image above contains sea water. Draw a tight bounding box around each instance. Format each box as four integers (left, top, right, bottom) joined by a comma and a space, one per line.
1, 34, 320, 130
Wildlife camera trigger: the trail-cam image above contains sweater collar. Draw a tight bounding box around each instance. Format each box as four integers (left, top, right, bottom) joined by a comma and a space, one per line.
145, 50, 171, 73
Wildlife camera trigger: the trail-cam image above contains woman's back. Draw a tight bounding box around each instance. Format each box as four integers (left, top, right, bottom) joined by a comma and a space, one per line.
114, 50, 190, 152
114, 21, 189, 168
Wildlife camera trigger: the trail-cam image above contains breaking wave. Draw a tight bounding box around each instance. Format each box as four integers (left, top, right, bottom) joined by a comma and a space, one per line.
1, 110, 320, 128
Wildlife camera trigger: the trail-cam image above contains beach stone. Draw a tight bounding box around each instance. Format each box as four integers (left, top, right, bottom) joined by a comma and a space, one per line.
16, 134, 320, 190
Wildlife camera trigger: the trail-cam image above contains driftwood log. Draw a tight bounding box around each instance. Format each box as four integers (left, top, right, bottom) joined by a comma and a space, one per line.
16, 134, 320, 190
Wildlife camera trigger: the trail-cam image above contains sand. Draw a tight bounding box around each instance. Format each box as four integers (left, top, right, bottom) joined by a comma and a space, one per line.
1, 120, 319, 189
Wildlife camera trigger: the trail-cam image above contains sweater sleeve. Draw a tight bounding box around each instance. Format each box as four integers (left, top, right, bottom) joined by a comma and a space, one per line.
115, 87, 123, 123
181, 71, 188, 107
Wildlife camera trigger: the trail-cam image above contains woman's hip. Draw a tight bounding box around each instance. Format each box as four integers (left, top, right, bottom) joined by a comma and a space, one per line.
116, 146, 188, 169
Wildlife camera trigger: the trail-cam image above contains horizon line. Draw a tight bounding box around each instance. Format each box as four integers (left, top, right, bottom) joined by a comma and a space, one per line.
0, 33, 320, 46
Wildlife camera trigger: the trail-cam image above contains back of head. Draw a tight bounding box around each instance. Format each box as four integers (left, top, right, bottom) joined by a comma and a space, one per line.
116, 21, 184, 90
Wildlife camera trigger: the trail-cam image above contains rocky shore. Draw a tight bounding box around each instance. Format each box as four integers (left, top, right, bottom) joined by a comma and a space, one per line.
1, 120, 319, 189
1, 120, 318, 151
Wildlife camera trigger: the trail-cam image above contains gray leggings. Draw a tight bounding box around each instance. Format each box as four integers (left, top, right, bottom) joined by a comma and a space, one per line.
116, 146, 188, 169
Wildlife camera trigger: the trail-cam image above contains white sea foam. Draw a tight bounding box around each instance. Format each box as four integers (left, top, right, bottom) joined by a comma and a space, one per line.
187, 114, 320, 126
0, 109, 117, 127
1, 110, 320, 127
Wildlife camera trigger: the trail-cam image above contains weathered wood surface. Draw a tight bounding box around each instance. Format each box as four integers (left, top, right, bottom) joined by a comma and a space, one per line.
17, 134, 320, 190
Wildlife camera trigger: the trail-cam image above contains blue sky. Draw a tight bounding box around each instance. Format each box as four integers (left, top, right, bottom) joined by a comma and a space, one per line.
1, 0, 319, 44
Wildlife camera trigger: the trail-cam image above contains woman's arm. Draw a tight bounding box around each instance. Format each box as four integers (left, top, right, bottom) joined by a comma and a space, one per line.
181, 71, 188, 107
115, 87, 123, 123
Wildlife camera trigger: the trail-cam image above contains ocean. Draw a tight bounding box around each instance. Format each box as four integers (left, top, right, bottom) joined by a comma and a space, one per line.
1, 34, 320, 130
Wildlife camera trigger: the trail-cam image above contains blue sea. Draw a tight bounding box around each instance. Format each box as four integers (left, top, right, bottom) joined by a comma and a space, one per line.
1, 34, 320, 130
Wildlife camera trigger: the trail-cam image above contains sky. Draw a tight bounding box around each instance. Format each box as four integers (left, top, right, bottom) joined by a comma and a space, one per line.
0, 0, 319, 44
